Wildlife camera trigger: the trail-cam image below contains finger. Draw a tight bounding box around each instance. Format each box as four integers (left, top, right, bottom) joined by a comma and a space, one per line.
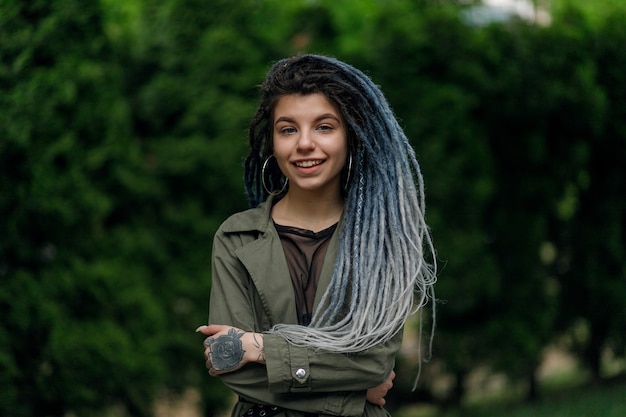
195, 324, 228, 336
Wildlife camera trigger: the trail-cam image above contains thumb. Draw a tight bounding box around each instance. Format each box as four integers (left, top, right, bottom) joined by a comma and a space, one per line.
195, 324, 227, 336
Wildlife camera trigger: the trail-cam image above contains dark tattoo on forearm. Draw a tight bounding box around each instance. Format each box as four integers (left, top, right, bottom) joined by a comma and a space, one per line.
204, 328, 246, 371
252, 333, 265, 362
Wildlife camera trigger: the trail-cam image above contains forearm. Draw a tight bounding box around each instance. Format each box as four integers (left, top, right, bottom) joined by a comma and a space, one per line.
263, 331, 402, 394
199, 324, 400, 392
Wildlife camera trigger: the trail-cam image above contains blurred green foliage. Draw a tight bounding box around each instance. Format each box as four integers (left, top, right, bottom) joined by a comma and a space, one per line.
1, 0, 624, 416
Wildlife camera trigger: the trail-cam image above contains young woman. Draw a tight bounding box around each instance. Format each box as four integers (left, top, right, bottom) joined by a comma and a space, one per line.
197, 54, 436, 417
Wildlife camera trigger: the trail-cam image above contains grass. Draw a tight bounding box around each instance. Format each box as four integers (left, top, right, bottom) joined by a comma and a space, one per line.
397, 378, 626, 417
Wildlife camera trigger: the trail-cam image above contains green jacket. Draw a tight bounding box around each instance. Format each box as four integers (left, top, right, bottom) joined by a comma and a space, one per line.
209, 196, 403, 417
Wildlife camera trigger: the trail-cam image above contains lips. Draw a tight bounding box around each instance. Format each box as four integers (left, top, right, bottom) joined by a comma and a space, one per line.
294, 160, 324, 168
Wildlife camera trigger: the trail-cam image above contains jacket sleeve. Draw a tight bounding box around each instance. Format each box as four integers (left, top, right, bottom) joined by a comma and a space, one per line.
208, 224, 401, 416
263, 331, 402, 394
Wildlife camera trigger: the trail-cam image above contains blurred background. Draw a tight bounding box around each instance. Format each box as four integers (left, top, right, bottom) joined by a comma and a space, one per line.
1, 0, 625, 416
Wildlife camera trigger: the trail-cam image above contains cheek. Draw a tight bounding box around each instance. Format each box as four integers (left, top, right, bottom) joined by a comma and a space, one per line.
335, 138, 349, 165
272, 134, 290, 156
271, 143, 291, 174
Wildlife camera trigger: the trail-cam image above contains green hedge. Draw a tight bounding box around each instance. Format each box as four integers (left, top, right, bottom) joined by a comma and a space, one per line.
1, 0, 624, 415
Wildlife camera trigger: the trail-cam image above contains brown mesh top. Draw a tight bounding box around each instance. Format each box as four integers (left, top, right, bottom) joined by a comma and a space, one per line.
274, 222, 338, 326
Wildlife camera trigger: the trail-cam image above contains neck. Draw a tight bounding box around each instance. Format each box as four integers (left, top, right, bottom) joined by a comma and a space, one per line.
272, 190, 344, 232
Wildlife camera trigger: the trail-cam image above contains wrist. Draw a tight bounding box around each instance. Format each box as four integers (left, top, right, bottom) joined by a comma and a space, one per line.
244, 332, 266, 364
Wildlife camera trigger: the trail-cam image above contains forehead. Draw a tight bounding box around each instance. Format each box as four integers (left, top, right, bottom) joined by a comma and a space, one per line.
273, 93, 340, 120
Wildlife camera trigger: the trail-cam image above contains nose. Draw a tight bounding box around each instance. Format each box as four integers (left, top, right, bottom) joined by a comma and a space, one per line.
296, 130, 315, 151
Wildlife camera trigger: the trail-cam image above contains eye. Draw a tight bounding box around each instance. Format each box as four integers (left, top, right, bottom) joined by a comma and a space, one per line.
280, 127, 297, 135
317, 124, 334, 132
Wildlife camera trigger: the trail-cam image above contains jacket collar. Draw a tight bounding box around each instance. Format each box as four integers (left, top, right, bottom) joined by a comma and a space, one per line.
220, 196, 275, 235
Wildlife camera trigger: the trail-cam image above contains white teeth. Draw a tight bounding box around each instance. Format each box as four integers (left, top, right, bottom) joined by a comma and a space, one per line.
296, 160, 322, 168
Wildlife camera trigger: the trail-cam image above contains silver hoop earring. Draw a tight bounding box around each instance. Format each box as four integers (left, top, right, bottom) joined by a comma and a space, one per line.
343, 153, 353, 191
261, 155, 288, 196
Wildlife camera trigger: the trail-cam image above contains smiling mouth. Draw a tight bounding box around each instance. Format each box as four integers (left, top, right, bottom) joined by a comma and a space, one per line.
294, 160, 323, 168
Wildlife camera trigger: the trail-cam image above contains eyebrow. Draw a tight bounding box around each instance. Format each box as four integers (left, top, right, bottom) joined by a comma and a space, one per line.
274, 113, 342, 125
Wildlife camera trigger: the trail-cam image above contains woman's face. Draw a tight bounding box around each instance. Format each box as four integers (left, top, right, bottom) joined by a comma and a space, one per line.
272, 93, 348, 198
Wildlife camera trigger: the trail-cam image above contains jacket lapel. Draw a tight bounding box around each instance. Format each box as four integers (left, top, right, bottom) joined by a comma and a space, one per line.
235, 220, 300, 327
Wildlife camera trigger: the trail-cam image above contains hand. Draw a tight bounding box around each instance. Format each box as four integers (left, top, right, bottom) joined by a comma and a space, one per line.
196, 324, 265, 376
366, 370, 395, 406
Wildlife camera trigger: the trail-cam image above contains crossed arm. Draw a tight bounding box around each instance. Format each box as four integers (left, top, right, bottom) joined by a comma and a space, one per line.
204, 226, 400, 412
197, 324, 396, 407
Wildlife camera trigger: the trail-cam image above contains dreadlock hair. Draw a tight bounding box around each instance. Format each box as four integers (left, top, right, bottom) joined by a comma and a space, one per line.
244, 54, 437, 358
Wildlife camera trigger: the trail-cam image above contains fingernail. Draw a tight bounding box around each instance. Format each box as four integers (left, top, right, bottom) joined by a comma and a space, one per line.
195, 325, 206, 332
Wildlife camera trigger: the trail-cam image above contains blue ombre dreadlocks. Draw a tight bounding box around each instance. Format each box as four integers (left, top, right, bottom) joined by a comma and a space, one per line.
244, 55, 436, 356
